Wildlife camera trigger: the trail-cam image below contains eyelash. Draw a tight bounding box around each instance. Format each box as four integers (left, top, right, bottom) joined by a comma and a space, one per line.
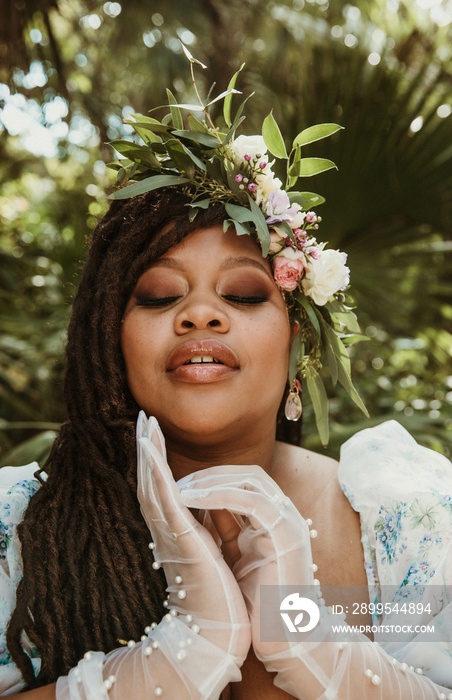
137, 294, 268, 308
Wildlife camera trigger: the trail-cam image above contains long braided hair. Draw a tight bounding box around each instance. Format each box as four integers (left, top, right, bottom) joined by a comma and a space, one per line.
7, 188, 301, 688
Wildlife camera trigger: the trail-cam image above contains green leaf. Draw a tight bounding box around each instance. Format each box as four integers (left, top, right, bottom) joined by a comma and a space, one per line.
247, 194, 271, 256
165, 139, 196, 177
108, 174, 190, 199
188, 207, 199, 223
224, 202, 256, 223
262, 111, 288, 159
289, 329, 303, 384
109, 141, 161, 169
171, 130, 222, 148
319, 319, 369, 417
180, 42, 207, 69
289, 158, 337, 178
289, 192, 325, 209
224, 63, 245, 127
207, 88, 241, 108
167, 103, 205, 112
189, 198, 211, 209
306, 372, 329, 446
295, 295, 321, 337
224, 218, 252, 237
292, 123, 344, 149
272, 219, 296, 245
166, 89, 184, 130
124, 120, 172, 135
179, 142, 207, 171
187, 114, 209, 133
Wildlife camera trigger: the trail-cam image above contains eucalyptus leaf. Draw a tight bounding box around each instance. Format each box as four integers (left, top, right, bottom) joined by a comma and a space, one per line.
262, 111, 288, 159
289, 329, 303, 384
224, 218, 252, 237
108, 175, 190, 199
292, 123, 343, 149
188, 207, 199, 223
224, 202, 256, 223
289, 158, 337, 178
224, 63, 245, 127
166, 89, 184, 130
306, 372, 329, 446
189, 198, 211, 209
296, 192, 326, 209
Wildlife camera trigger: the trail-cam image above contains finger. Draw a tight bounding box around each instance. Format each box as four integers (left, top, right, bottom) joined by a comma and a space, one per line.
180, 484, 286, 531
178, 467, 284, 502
209, 509, 242, 567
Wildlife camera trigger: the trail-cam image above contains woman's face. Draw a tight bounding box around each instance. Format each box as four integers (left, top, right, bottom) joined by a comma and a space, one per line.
121, 224, 292, 447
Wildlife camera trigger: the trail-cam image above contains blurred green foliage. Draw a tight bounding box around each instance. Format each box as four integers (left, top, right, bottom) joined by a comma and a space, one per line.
0, 0, 451, 465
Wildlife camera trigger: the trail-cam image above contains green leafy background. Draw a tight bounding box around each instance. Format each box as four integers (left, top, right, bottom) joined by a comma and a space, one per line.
0, 0, 451, 465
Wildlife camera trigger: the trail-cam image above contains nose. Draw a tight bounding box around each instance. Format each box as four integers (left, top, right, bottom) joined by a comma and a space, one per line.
174, 293, 230, 334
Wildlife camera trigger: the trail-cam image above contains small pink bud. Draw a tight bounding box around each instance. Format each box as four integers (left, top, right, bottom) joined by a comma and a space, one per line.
311, 249, 321, 259
306, 211, 317, 223
248, 183, 257, 191
259, 162, 267, 169
235, 174, 243, 182
244, 154, 251, 161
239, 184, 245, 190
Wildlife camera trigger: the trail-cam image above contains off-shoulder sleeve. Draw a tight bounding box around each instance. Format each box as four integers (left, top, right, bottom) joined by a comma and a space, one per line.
338, 420, 452, 688
0, 464, 42, 695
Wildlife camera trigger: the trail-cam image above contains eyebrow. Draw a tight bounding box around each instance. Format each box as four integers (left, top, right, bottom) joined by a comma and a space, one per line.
152, 255, 272, 277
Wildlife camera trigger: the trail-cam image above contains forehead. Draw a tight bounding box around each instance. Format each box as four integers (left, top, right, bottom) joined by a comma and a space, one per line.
157, 223, 271, 273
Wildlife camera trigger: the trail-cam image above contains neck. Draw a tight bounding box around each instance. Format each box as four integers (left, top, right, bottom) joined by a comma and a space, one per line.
165, 428, 278, 482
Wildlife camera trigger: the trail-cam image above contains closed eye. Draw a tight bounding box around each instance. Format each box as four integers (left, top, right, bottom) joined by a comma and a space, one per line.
224, 295, 268, 304
136, 296, 181, 307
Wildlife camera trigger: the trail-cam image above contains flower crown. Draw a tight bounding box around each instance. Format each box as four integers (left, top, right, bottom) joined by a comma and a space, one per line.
108, 46, 368, 444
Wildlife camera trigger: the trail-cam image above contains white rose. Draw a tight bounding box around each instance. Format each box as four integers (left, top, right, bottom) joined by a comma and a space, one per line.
230, 134, 267, 167
301, 249, 350, 305
254, 167, 282, 206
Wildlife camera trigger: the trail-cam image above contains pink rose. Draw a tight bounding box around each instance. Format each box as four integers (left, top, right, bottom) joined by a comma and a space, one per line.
272, 248, 306, 291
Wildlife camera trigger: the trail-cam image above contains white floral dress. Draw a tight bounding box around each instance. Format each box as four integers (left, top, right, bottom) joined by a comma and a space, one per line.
0, 421, 450, 694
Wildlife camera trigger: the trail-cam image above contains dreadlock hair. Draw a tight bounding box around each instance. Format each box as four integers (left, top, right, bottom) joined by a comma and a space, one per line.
7, 187, 302, 688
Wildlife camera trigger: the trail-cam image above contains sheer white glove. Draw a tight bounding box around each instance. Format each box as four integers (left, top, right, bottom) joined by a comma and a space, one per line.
56, 413, 250, 700
179, 465, 452, 700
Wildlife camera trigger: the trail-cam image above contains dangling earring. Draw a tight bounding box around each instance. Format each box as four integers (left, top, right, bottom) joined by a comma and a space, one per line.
285, 379, 302, 421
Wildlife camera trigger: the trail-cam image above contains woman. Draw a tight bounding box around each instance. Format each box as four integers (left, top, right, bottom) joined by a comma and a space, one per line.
1, 67, 451, 697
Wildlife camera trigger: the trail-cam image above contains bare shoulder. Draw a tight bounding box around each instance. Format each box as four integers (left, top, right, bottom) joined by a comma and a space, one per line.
272, 440, 368, 587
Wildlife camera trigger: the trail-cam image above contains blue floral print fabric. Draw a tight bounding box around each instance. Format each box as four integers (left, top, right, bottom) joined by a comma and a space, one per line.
0, 463, 41, 694
339, 420, 452, 687
0, 423, 450, 693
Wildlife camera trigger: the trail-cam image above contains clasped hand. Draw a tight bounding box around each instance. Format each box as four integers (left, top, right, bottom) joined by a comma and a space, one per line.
138, 412, 316, 670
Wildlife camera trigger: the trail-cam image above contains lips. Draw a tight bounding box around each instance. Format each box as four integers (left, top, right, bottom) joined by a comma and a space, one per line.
166, 340, 239, 383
